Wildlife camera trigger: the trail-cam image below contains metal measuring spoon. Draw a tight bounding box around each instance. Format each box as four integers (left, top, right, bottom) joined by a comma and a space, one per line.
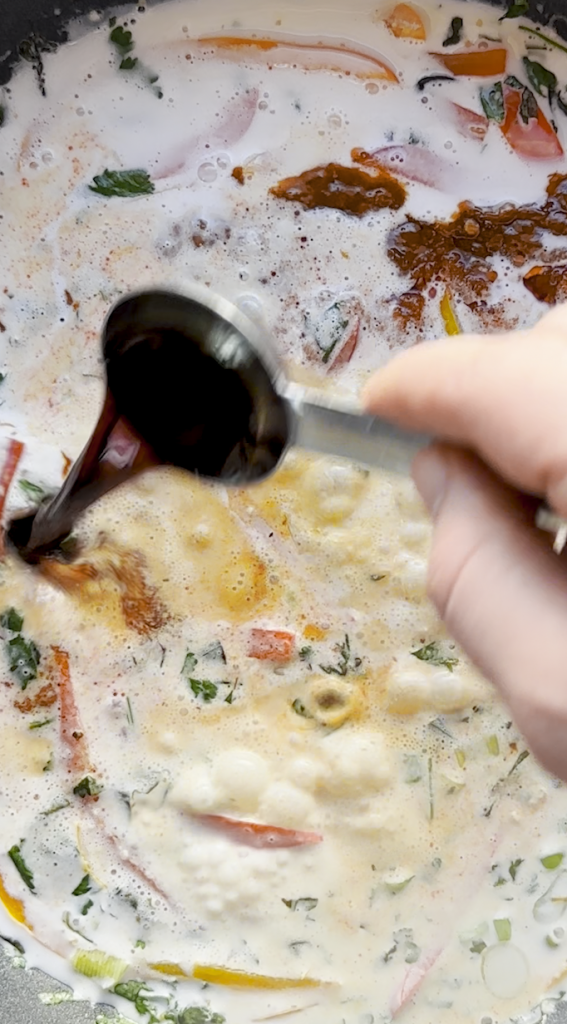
9, 284, 429, 561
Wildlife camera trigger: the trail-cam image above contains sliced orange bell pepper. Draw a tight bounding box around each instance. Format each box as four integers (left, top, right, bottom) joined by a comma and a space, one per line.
385, 4, 427, 40
197, 35, 398, 82
0, 872, 30, 927
149, 961, 189, 977
501, 83, 563, 160
440, 290, 461, 335
0, 438, 24, 556
248, 628, 295, 662
431, 48, 507, 77
193, 964, 321, 988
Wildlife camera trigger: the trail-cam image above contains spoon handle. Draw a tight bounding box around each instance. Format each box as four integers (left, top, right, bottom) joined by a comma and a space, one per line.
283, 383, 431, 475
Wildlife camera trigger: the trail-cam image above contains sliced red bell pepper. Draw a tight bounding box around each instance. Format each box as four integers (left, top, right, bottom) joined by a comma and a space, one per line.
248, 628, 295, 662
193, 814, 323, 848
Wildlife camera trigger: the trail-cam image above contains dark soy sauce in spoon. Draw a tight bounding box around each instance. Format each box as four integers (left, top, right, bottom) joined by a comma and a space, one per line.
8, 290, 289, 563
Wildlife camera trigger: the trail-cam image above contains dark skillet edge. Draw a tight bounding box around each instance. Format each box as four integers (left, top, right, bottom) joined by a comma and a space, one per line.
1, 0, 567, 89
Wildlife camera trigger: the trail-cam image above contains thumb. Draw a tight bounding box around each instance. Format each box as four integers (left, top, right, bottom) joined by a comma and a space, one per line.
414, 443, 567, 779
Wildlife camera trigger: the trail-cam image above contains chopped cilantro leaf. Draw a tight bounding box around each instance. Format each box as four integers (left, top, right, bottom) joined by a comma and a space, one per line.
182, 651, 198, 674
109, 25, 134, 57
89, 169, 154, 198
73, 776, 103, 798
72, 875, 91, 897
80, 899, 93, 916
7, 634, 40, 688
178, 1009, 226, 1024
299, 645, 314, 662
0, 608, 23, 632
291, 697, 313, 719
119, 56, 138, 71
189, 679, 218, 702
411, 641, 458, 672
8, 844, 35, 893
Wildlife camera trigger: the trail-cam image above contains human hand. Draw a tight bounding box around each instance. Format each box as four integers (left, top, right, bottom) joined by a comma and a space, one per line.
363, 305, 567, 780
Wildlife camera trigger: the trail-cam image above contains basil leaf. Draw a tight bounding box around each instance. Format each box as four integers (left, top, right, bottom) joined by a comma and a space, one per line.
7, 635, 40, 688
282, 897, 318, 912
500, 0, 529, 17
89, 169, 154, 198
411, 641, 458, 671
0, 608, 24, 632
442, 16, 463, 47
8, 844, 35, 893
73, 776, 103, 798
19, 479, 46, 503
72, 875, 91, 896
523, 56, 557, 97
480, 82, 504, 123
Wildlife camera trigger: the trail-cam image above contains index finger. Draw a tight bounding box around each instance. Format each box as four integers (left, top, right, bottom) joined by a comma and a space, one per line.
362, 315, 567, 515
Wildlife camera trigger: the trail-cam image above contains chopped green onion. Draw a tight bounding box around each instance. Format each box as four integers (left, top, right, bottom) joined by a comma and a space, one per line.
384, 874, 414, 894
71, 948, 128, 983
542, 853, 564, 870
455, 749, 466, 768
494, 918, 512, 942
486, 735, 500, 756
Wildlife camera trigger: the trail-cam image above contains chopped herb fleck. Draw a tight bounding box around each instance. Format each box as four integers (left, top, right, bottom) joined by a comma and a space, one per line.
29, 718, 53, 730
470, 939, 487, 954
319, 634, 360, 676
89, 169, 155, 198
7, 634, 40, 689
411, 641, 458, 672
509, 858, 523, 881
72, 875, 91, 897
73, 776, 103, 799
112, 980, 156, 1016
182, 651, 198, 675
178, 1009, 226, 1024
19, 479, 46, 503
442, 16, 463, 46
480, 81, 504, 123
428, 717, 453, 739
282, 897, 318, 912
519, 25, 567, 56
134, 939, 146, 950
109, 25, 134, 57
40, 800, 70, 816
291, 697, 313, 719
80, 899, 93, 916
0, 106, 5, 128
125, 697, 134, 726
8, 844, 35, 893
0, 608, 23, 632
508, 749, 529, 775
299, 645, 314, 662
202, 640, 226, 663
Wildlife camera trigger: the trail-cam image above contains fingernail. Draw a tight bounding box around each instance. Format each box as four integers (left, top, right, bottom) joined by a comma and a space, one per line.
413, 448, 447, 518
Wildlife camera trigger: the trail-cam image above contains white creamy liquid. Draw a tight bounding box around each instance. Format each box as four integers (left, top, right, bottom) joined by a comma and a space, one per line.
1, 3, 567, 1024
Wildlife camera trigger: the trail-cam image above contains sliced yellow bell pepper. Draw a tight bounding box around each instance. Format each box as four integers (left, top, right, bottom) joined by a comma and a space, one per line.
149, 961, 189, 978
0, 872, 30, 928
440, 290, 461, 336
192, 964, 321, 989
